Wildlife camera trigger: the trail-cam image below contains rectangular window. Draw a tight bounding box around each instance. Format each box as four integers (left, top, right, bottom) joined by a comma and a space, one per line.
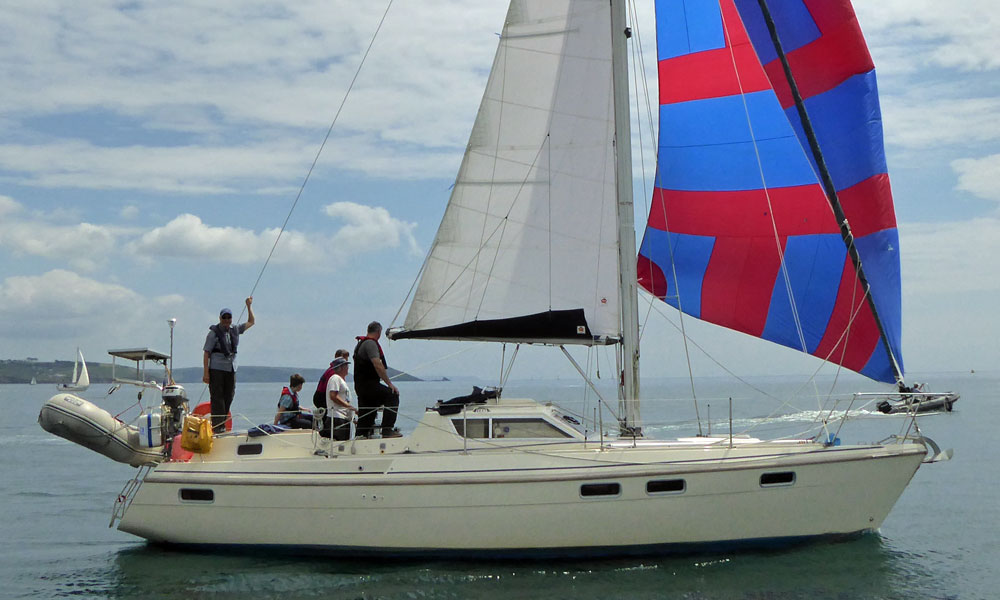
452, 418, 488, 438
581, 482, 620, 497
760, 471, 796, 487
237, 443, 263, 455
179, 488, 214, 502
491, 418, 572, 439
646, 479, 685, 494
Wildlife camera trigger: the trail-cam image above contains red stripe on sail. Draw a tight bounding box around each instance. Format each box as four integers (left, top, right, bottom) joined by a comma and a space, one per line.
700, 236, 786, 337
647, 186, 836, 237
763, 16, 873, 107
811, 257, 882, 371
659, 0, 770, 105
637, 253, 668, 299
836, 174, 897, 237
659, 44, 770, 105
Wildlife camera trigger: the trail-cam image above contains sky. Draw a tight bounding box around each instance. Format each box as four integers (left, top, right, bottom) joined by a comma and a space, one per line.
1, 0, 997, 387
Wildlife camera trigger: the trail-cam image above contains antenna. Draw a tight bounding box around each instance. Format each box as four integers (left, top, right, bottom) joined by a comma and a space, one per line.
167, 318, 177, 384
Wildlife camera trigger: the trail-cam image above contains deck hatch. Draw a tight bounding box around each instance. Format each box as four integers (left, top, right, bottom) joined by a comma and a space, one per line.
237, 443, 263, 456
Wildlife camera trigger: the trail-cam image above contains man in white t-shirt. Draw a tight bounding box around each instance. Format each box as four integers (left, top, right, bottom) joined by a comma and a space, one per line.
325, 357, 357, 441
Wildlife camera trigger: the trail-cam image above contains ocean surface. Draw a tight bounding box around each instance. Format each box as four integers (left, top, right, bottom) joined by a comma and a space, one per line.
3, 371, 996, 599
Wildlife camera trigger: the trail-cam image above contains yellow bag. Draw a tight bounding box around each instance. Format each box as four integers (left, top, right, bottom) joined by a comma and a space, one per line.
180, 414, 214, 453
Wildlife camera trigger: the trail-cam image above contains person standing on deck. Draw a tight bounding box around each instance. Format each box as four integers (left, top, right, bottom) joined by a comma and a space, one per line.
202, 297, 255, 432
353, 321, 401, 438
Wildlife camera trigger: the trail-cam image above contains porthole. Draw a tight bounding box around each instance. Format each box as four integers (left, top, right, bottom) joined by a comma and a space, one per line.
581, 482, 620, 497
760, 471, 796, 487
647, 479, 685, 494
179, 488, 214, 502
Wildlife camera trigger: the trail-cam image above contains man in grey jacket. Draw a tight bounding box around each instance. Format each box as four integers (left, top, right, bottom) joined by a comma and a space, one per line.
203, 297, 255, 432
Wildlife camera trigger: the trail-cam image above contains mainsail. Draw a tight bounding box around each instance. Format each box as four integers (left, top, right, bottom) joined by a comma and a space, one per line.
392, 1, 621, 345
638, 0, 903, 383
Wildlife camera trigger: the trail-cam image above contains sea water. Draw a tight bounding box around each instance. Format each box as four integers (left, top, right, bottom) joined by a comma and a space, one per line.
2, 372, 995, 599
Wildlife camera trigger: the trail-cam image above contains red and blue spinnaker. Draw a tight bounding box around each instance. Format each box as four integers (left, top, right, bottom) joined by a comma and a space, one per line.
637, 0, 903, 383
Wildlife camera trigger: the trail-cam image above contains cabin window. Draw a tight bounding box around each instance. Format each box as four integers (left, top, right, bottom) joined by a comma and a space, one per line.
760, 471, 796, 487
179, 488, 214, 503
452, 418, 488, 438
581, 483, 620, 498
491, 418, 572, 439
237, 443, 263, 455
646, 479, 685, 494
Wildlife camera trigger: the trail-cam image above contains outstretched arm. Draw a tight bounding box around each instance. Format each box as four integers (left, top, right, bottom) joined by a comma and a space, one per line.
244, 296, 255, 329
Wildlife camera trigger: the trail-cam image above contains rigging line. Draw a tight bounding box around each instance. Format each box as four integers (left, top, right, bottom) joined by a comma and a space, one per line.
246, 0, 395, 302
640, 290, 784, 403
627, 0, 659, 350
719, 2, 812, 367
472, 135, 551, 320
560, 345, 622, 422
468, 28, 510, 320
630, 1, 704, 435
625, 0, 704, 432
626, 0, 704, 434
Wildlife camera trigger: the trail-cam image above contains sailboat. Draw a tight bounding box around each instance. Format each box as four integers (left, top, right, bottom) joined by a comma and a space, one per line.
56, 348, 90, 392
39, 0, 951, 556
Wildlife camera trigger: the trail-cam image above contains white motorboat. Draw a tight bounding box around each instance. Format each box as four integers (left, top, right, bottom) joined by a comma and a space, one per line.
40, 0, 953, 556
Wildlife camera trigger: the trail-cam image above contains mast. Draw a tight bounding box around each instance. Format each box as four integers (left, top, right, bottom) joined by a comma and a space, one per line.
611, 0, 641, 434
755, 0, 905, 388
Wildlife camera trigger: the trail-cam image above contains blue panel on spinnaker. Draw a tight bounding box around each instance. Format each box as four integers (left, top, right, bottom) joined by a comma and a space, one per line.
760, 234, 847, 353
656, 0, 725, 60
639, 228, 715, 319
785, 71, 887, 190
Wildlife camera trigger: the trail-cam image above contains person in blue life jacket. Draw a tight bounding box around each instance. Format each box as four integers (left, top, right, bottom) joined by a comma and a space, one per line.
202, 297, 255, 432
274, 373, 313, 429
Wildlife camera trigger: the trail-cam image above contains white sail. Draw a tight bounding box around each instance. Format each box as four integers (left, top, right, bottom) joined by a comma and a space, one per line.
394, 0, 621, 345
57, 348, 90, 392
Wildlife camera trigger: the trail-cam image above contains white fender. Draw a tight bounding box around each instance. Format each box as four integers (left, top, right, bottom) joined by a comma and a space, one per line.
38, 393, 162, 467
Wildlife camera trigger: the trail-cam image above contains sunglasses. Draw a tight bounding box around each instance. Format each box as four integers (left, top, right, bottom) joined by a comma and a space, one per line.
221, 315, 232, 319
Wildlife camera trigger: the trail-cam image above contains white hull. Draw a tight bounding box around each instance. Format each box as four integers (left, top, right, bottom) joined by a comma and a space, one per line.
118, 401, 925, 555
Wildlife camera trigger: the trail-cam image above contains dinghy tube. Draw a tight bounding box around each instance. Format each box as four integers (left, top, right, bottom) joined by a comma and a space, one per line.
38, 393, 162, 467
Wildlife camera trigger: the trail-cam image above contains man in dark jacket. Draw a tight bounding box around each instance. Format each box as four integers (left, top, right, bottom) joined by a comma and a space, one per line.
353, 321, 400, 438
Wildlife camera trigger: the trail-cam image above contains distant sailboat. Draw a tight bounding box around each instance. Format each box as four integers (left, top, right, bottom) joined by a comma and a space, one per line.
30, 377, 36, 385
57, 348, 90, 392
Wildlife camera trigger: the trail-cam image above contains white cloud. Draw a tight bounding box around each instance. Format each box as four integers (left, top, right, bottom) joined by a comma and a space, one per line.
129, 213, 325, 265
0, 269, 142, 338
951, 155, 1000, 205
0, 195, 22, 216
856, 0, 1000, 72
120, 205, 139, 219
324, 201, 419, 255
901, 217, 1000, 294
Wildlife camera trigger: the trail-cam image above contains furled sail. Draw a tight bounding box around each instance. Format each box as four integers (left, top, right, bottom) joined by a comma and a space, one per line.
637, 0, 903, 383
393, 0, 621, 345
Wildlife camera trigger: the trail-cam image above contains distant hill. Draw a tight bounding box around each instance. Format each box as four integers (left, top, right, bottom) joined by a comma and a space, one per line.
0, 359, 421, 384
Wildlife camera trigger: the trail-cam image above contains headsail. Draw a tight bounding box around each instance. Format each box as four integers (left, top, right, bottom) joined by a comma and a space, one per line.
391, 0, 621, 345
638, 0, 903, 383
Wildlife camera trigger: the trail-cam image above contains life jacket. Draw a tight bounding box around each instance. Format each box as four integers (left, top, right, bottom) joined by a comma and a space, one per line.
277, 387, 300, 423
313, 364, 338, 408
209, 323, 238, 359
353, 335, 386, 387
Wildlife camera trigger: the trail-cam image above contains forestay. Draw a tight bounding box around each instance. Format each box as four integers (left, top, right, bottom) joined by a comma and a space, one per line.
392, 0, 621, 345
637, 0, 903, 383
